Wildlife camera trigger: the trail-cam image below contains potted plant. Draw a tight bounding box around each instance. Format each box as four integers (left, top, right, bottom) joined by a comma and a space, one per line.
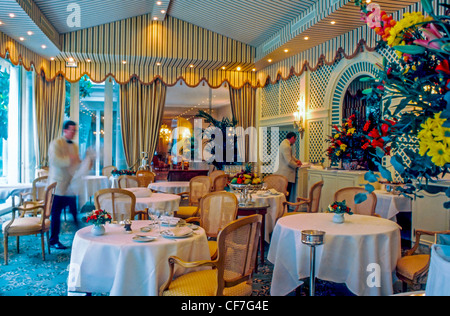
85, 209, 112, 236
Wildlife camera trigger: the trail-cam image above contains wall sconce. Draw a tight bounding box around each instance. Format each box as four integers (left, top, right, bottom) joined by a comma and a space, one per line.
159, 124, 172, 142
294, 96, 306, 139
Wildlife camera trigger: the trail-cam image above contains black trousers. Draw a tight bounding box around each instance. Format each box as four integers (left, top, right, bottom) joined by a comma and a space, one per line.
50, 195, 78, 244
287, 182, 295, 202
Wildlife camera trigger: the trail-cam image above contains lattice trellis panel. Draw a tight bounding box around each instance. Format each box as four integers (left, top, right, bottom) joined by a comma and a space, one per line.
310, 63, 338, 110
261, 82, 280, 118
280, 76, 301, 115
308, 120, 325, 164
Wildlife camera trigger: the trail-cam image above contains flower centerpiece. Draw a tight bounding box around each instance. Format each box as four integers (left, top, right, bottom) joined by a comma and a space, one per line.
85, 209, 112, 236
354, 0, 450, 208
327, 200, 353, 224
327, 114, 368, 170
111, 169, 136, 176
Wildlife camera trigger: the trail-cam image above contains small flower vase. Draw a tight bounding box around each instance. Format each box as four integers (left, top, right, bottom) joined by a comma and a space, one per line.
91, 224, 105, 236
342, 161, 358, 170
332, 213, 345, 224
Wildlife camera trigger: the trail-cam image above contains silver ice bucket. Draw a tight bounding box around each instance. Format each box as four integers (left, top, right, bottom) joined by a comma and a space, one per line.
301, 230, 325, 246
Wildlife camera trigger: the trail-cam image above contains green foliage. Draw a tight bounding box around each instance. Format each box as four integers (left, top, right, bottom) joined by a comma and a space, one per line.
0, 68, 10, 141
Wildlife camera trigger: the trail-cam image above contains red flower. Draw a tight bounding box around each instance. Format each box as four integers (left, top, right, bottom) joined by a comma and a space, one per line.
368, 128, 381, 139
371, 138, 385, 149
362, 142, 370, 150
363, 120, 371, 132
381, 123, 389, 136
436, 60, 450, 75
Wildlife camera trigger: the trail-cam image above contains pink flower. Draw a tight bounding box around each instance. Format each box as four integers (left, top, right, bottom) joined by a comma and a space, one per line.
414, 24, 443, 50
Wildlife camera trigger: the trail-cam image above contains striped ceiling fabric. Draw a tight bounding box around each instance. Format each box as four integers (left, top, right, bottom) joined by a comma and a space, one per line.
0, 0, 424, 89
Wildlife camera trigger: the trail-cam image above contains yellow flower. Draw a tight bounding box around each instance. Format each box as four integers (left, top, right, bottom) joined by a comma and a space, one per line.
336, 150, 341, 157
340, 144, 347, 152
347, 128, 356, 135
334, 133, 341, 139
387, 12, 432, 47
427, 141, 450, 167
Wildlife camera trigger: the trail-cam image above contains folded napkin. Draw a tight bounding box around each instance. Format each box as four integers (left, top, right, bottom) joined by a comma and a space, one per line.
163, 226, 192, 237
124, 188, 152, 197
160, 216, 180, 224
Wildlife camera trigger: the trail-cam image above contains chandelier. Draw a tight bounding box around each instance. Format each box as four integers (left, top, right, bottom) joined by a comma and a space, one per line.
159, 124, 171, 142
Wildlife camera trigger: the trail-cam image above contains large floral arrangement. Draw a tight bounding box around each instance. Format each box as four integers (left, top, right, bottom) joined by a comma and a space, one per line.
354, 0, 450, 207
327, 114, 368, 166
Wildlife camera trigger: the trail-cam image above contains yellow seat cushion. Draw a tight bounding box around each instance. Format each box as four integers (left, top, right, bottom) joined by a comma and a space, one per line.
2, 217, 49, 234
176, 206, 198, 219
208, 240, 218, 259
162, 269, 252, 296
396, 255, 430, 281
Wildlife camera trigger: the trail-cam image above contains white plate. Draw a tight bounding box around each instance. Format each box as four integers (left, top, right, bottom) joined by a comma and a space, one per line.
132, 236, 157, 243
187, 224, 199, 230
140, 226, 152, 232
161, 232, 193, 239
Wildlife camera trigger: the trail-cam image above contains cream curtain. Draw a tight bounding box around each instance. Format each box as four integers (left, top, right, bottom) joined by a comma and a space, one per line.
35, 74, 66, 167
120, 78, 166, 169
229, 83, 257, 163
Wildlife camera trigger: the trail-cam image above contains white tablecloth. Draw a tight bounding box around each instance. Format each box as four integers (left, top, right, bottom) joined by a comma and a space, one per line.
0, 184, 33, 204
148, 181, 190, 194
425, 244, 450, 296
99, 190, 181, 214
234, 191, 286, 243
268, 213, 401, 296
67, 220, 210, 296
374, 190, 412, 221
79, 176, 110, 207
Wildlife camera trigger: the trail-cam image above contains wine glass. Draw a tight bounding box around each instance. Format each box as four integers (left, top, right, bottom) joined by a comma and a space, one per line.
155, 209, 163, 233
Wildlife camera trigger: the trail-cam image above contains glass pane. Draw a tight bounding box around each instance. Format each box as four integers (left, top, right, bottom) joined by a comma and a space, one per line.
0, 59, 10, 184
21, 70, 37, 183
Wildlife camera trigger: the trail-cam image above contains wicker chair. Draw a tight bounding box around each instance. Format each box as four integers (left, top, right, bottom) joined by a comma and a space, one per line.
282, 181, 324, 216
117, 175, 139, 188
396, 229, 450, 291
18, 176, 48, 210
263, 174, 289, 196
136, 170, 156, 187
159, 214, 262, 296
187, 191, 238, 259
209, 170, 225, 190
334, 187, 379, 216
102, 165, 117, 177
176, 176, 211, 219
94, 188, 147, 221
212, 174, 229, 192
2, 182, 56, 265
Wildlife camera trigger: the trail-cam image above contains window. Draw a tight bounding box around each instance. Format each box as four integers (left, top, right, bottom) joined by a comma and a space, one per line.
67, 76, 126, 175
0, 58, 36, 185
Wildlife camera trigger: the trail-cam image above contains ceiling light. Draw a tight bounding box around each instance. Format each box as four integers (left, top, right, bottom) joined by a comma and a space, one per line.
27, 31, 33, 36
19, 37, 24, 41
236, 67, 241, 71
284, 49, 289, 53
161, 10, 166, 14
153, 17, 158, 20
86, 59, 91, 62
122, 60, 127, 64
156, 1, 162, 5
50, 57, 55, 61
68, 57, 74, 62
9, 13, 15, 18
331, 21, 336, 25
189, 64, 194, 68
41, 45, 47, 49
252, 68, 256, 72
268, 59, 272, 63
221, 66, 226, 70
304, 36, 310, 40
156, 62, 161, 66
0, 21, 3, 25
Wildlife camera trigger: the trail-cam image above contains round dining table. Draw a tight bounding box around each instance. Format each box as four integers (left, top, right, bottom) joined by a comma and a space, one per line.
233, 190, 286, 243
374, 190, 412, 221
148, 181, 190, 194
67, 220, 210, 296
268, 213, 401, 296
79, 175, 110, 207
99, 188, 181, 215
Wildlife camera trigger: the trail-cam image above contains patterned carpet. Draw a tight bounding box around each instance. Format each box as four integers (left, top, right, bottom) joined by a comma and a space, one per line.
0, 215, 359, 296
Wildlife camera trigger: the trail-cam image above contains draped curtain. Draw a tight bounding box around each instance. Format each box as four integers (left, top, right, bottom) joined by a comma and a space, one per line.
35, 74, 66, 167
229, 83, 257, 163
119, 78, 166, 170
